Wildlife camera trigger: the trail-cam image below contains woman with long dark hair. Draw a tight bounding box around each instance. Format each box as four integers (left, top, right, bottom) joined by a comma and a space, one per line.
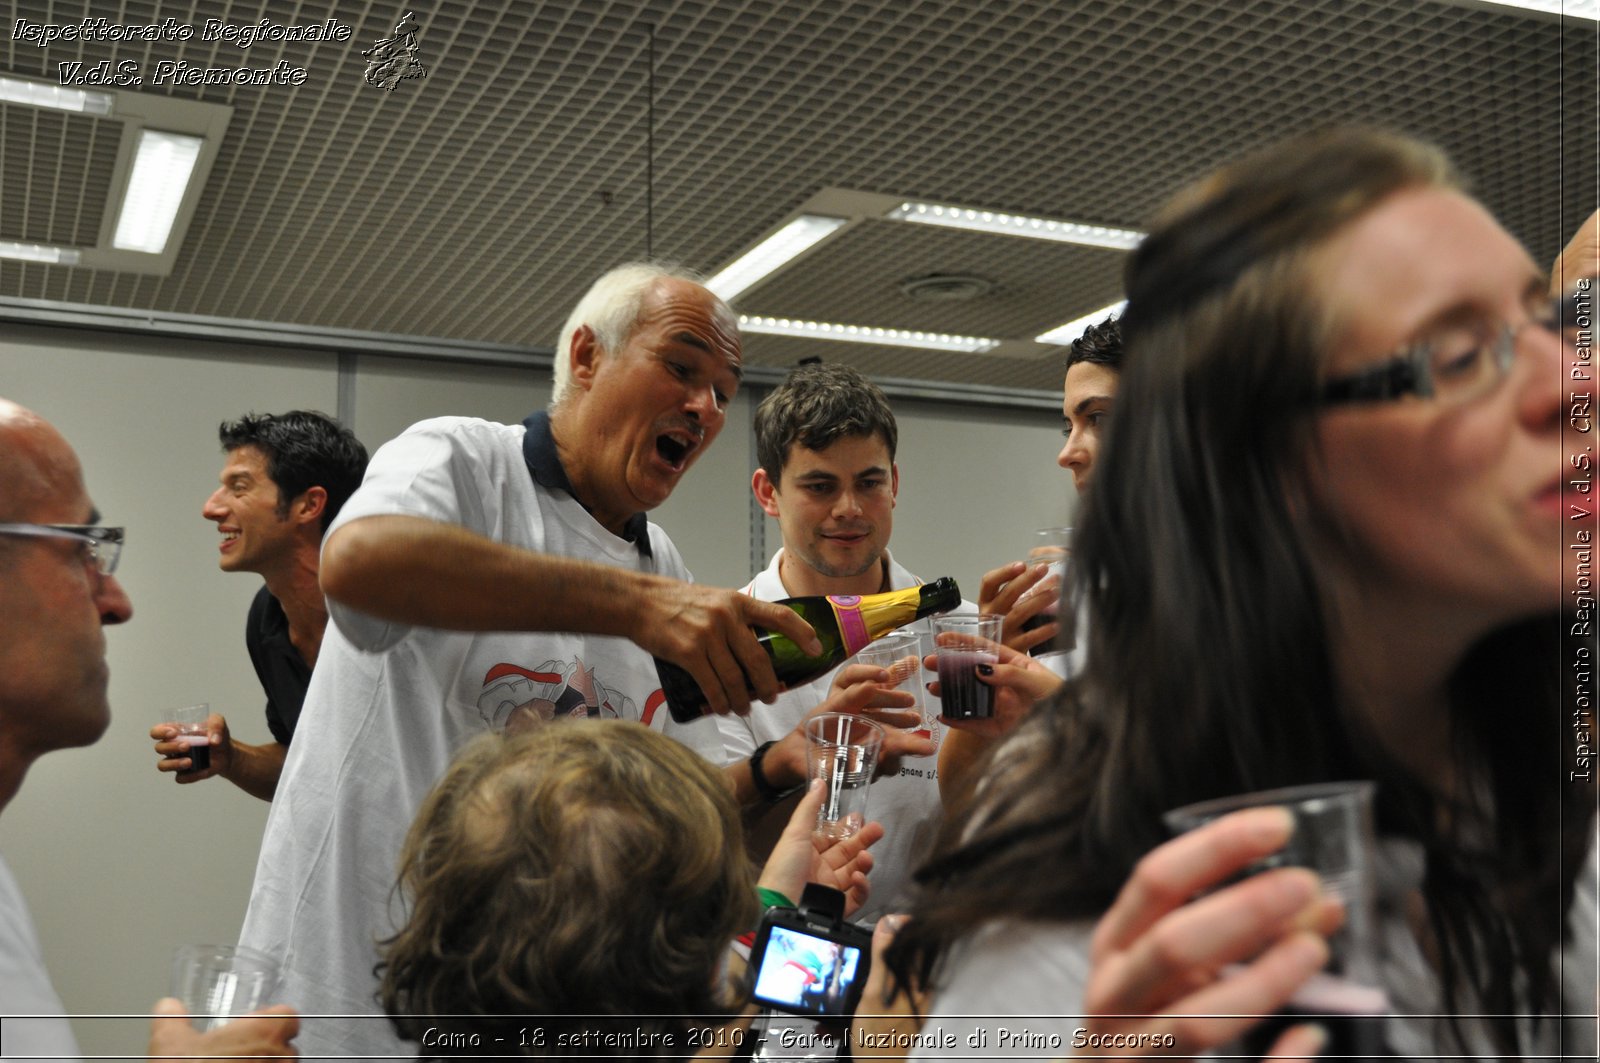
885, 128, 1596, 1059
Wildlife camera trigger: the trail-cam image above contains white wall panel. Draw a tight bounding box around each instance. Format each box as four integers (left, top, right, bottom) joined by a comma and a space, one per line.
0, 326, 336, 1057
862, 400, 1071, 601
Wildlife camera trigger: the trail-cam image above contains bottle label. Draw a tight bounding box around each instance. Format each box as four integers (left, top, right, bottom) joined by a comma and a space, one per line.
826, 595, 871, 654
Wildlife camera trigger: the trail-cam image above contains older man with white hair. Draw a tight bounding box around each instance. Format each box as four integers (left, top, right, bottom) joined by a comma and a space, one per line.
236, 263, 838, 1059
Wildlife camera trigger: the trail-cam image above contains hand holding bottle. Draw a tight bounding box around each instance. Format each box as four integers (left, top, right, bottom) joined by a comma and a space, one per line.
640, 582, 824, 716
656, 578, 961, 722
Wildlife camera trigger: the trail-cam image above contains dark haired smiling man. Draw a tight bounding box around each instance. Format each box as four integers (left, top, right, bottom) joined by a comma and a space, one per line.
151, 411, 368, 801
235, 263, 824, 1060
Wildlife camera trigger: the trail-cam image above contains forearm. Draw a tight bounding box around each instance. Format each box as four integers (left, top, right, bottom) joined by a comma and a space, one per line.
322, 515, 670, 636
724, 732, 809, 816
937, 727, 994, 804
222, 739, 288, 801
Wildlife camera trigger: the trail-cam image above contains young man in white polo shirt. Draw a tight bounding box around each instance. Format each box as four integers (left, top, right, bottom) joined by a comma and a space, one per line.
709, 362, 973, 925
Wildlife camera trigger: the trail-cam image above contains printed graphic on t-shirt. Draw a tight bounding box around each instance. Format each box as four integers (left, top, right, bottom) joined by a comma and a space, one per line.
476, 658, 642, 732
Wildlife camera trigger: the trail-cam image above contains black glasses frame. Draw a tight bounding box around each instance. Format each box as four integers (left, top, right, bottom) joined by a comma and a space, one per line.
1317, 288, 1582, 407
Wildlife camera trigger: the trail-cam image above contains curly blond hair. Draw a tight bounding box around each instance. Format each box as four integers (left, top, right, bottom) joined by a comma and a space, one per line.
378, 720, 757, 1058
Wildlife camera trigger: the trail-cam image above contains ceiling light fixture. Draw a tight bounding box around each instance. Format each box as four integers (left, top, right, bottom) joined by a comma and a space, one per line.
0, 241, 82, 265
112, 130, 205, 254
1471, 0, 1598, 19
0, 87, 228, 273
706, 215, 848, 301
0, 75, 114, 115
886, 202, 1144, 250
1036, 300, 1127, 347
740, 315, 1000, 354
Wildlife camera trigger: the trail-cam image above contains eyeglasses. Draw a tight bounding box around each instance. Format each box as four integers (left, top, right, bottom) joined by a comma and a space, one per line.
0, 523, 124, 574
1318, 287, 1582, 407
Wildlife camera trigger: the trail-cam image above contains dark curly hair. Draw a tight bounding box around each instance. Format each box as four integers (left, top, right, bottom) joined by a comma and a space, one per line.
218, 411, 367, 532
377, 721, 758, 1059
1064, 315, 1122, 375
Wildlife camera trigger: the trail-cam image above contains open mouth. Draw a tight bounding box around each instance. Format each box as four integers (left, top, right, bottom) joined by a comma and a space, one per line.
655, 432, 697, 471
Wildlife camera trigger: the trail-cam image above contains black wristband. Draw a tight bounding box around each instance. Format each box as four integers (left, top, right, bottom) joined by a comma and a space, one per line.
749, 740, 802, 803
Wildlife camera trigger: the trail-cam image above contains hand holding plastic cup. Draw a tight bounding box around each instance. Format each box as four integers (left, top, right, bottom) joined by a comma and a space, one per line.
165, 704, 212, 772
857, 633, 934, 752
804, 712, 884, 842
1026, 525, 1072, 568
932, 614, 1003, 720
856, 632, 924, 699
169, 944, 279, 1031
1163, 781, 1387, 1058
1023, 526, 1073, 659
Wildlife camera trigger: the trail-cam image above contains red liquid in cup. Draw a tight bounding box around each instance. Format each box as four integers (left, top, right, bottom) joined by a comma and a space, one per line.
179, 732, 210, 772
937, 650, 998, 719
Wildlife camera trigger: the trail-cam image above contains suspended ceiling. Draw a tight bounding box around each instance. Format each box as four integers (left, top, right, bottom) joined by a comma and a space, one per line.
0, 0, 1595, 397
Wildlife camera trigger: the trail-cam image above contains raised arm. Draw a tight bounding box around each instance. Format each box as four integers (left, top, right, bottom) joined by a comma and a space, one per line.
978, 561, 1060, 654
322, 514, 820, 716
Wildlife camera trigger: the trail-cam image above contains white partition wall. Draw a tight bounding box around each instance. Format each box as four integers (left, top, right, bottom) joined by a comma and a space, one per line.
652, 391, 759, 590
0, 325, 1065, 1057
891, 400, 1074, 596
0, 326, 339, 1055
351, 354, 550, 449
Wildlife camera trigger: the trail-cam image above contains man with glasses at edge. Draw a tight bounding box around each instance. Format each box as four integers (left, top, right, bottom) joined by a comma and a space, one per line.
0, 398, 297, 1060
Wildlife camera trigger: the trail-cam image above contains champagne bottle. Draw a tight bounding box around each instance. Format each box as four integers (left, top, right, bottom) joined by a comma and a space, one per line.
656, 576, 962, 723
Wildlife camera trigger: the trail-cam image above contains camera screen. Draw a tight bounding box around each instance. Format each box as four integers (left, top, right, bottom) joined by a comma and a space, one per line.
751, 924, 865, 1017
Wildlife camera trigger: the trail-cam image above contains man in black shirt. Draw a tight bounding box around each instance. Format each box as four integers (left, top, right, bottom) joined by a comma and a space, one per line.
151, 411, 367, 800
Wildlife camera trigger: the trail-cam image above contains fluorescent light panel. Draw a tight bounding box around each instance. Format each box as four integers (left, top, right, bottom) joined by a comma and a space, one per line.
113, 130, 204, 254
706, 215, 848, 300
0, 241, 81, 265
1475, 1, 1599, 19
0, 76, 113, 115
887, 202, 1144, 251
1036, 300, 1127, 346
740, 315, 1000, 354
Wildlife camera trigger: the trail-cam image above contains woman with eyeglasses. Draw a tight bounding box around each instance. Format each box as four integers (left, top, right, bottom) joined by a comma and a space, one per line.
876, 128, 1596, 1060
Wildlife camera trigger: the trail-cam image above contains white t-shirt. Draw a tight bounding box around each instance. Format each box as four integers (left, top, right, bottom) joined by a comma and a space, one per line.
0, 852, 80, 1061
670, 549, 974, 925
238, 416, 695, 1061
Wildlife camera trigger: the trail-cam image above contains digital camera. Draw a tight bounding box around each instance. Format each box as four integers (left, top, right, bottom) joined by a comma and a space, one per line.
747, 884, 873, 1019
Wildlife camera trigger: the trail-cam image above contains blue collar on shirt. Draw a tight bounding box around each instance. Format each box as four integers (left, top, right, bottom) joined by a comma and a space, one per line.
521, 410, 652, 558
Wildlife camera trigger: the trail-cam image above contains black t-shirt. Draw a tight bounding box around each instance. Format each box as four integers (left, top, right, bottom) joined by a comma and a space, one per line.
246, 585, 312, 745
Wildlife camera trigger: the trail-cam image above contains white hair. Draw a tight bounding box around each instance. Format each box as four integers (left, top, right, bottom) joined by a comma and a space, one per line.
548, 262, 711, 408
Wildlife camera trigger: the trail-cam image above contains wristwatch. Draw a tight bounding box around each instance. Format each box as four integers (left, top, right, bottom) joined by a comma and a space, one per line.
749, 740, 803, 802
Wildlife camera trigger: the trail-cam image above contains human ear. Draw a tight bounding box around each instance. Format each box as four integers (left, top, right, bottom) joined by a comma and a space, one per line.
752, 467, 782, 518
